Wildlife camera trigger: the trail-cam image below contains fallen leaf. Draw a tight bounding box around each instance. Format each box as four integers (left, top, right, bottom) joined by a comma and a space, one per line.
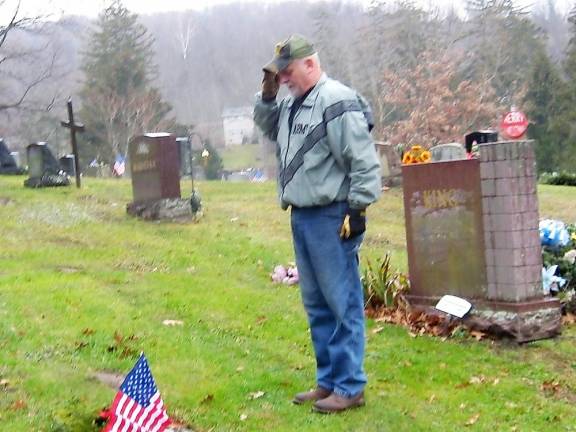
75, 341, 89, 350
113, 331, 123, 344
200, 394, 214, 405
470, 330, 486, 341
10, 400, 26, 411
248, 390, 265, 400
563, 313, 576, 325
162, 319, 184, 326
465, 413, 480, 426
541, 380, 561, 396
371, 326, 384, 334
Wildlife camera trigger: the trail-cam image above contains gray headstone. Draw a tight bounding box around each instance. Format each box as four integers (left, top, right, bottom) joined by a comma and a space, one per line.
24, 142, 70, 188
430, 143, 466, 162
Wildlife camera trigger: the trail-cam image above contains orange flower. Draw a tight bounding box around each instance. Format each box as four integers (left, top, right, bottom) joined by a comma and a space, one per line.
402, 145, 431, 165
402, 153, 414, 164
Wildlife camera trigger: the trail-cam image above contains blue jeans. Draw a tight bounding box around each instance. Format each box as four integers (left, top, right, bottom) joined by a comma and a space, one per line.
290, 201, 366, 398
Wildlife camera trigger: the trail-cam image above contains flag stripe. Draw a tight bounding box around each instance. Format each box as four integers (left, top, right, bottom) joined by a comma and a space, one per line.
129, 404, 142, 424
143, 405, 163, 431
150, 413, 170, 432
120, 399, 135, 432
109, 395, 170, 432
135, 393, 161, 427
103, 354, 171, 432
138, 393, 160, 422
110, 395, 128, 432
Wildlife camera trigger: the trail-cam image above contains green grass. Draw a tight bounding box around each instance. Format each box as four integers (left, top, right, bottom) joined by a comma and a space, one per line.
220, 144, 264, 171
0, 176, 576, 431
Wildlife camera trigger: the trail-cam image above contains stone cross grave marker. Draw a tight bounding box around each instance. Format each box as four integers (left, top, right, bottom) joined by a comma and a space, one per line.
60, 98, 84, 188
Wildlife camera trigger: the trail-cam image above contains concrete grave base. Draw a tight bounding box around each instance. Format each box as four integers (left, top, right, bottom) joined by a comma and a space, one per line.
24, 174, 70, 188
406, 295, 562, 343
126, 197, 198, 221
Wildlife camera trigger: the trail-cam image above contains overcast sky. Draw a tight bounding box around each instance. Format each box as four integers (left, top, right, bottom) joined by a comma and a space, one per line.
1, 0, 573, 21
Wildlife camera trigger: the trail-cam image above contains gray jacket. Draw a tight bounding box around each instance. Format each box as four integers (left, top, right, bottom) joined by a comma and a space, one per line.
254, 73, 381, 210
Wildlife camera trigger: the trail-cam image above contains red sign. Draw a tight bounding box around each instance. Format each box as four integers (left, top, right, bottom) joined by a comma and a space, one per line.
500, 110, 528, 139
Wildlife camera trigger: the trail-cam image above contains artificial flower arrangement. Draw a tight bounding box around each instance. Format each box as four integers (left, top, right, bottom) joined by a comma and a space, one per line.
271, 264, 299, 285
402, 145, 431, 165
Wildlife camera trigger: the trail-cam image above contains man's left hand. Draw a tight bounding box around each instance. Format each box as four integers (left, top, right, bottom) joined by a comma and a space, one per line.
339, 208, 366, 239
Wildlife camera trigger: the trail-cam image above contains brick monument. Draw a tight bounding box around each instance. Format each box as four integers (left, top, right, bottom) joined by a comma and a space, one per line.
403, 140, 561, 342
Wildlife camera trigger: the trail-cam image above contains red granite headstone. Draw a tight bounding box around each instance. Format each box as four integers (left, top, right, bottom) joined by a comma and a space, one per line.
403, 159, 486, 302
129, 133, 181, 204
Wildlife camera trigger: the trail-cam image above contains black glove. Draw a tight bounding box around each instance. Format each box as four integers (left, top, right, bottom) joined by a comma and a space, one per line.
261, 70, 279, 102
339, 208, 366, 239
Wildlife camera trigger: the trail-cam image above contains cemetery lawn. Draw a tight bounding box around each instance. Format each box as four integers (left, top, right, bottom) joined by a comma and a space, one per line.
1, 177, 576, 432
220, 145, 264, 171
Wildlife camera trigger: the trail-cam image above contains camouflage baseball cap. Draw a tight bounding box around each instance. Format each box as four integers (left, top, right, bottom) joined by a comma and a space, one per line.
263, 34, 316, 73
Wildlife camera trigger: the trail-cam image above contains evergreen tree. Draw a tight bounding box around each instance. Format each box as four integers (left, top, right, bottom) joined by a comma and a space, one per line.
197, 139, 222, 180
463, 0, 546, 106
524, 45, 564, 173
552, 5, 576, 172
79, 0, 172, 166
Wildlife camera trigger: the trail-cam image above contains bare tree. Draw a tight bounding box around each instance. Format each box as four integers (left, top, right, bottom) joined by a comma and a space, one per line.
0, 0, 63, 113
175, 12, 194, 60
378, 50, 502, 148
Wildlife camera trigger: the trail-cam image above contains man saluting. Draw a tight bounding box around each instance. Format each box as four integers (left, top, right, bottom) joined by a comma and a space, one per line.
254, 34, 381, 413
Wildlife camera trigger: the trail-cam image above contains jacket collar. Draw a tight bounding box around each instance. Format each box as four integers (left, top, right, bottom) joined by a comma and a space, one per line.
285, 73, 328, 109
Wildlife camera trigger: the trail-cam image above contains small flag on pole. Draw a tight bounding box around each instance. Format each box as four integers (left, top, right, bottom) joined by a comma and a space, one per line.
113, 154, 126, 177
102, 353, 171, 432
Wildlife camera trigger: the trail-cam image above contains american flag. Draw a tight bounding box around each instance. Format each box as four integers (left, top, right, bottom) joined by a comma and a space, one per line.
103, 353, 171, 432
113, 154, 126, 176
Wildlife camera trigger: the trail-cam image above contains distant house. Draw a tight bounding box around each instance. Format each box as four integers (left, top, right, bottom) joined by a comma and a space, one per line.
222, 107, 254, 147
